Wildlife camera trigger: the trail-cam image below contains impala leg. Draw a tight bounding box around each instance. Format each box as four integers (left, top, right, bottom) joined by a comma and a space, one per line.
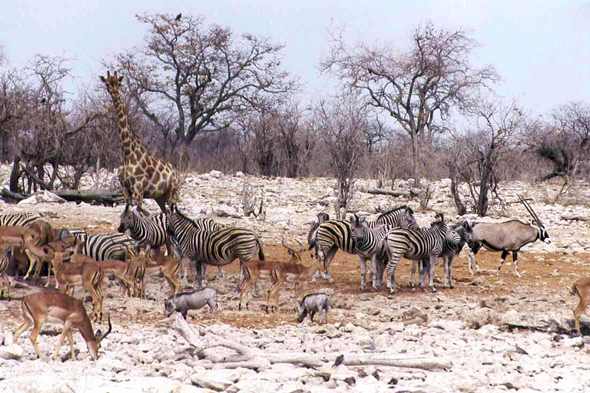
29, 320, 44, 358
13, 317, 33, 345
574, 297, 587, 336
23, 250, 36, 280
67, 330, 76, 360
496, 250, 509, 275
512, 251, 521, 277
53, 323, 73, 360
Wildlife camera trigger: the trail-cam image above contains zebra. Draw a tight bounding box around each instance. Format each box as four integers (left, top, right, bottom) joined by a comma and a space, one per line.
382, 213, 448, 294
350, 213, 417, 290
308, 206, 416, 287
118, 205, 172, 254
0, 212, 40, 227
71, 231, 137, 261
158, 206, 225, 280
408, 220, 469, 289
440, 220, 473, 288
166, 205, 265, 288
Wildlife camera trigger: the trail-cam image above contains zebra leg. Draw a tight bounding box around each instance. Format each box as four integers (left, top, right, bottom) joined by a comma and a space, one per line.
195, 261, 204, 288
371, 256, 385, 290
428, 256, 437, 292
496, 250, 509, 275
443, 255, 456, 288
313, 247, 336, 284
386, 253, 403, 294
448, 255, 455, 288
359, 256, 368, 291
217, 266, 224, 280
512, 251, 521, 277
409, 260, 418, 288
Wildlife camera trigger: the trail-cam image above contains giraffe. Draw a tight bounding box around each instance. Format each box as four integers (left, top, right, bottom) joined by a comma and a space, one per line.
100, 71, 182, 214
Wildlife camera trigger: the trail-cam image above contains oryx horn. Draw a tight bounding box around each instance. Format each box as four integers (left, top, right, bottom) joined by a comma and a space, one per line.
517, 195, 544, 227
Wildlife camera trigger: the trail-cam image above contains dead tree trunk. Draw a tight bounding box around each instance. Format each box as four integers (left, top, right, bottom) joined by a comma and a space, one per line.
172, 313, 452, 371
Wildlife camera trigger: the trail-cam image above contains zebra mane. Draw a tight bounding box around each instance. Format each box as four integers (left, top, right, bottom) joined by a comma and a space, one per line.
377, 205, 413, 220
172, 206, 206, 232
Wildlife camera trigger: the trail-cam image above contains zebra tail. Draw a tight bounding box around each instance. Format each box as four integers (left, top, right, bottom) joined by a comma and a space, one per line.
308, 238, 316, 250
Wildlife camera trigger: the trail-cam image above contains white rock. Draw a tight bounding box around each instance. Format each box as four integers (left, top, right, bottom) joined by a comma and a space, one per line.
209, 170, 223, 178
212, 205, 242, 218
18, 190, 66, 205
0, 344, 23, 360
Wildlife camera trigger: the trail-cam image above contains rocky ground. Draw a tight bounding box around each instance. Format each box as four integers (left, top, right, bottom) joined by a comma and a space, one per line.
1, 168, 590, 392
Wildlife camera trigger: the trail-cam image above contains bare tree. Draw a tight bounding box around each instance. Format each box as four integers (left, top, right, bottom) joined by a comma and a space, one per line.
110, 13, 297, 153
533, 101, 590, 181
320, 22, 498, 179
450, 98, 524, 216
313, 95, 368, 218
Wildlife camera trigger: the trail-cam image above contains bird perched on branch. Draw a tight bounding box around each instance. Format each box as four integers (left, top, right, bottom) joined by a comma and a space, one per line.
332, 354, 344, 368
175, 13, 182, 21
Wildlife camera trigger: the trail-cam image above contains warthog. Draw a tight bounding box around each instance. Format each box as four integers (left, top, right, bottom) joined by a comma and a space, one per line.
297, 293, 331, 324
164, 287, 217, 319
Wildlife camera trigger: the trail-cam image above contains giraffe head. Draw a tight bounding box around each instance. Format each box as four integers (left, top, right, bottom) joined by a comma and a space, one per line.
100, 71, 124, 97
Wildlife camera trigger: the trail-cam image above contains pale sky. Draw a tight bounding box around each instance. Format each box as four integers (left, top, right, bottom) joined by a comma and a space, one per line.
2, 0, 590, 115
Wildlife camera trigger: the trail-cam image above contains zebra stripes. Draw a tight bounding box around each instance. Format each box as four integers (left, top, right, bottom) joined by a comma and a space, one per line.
440, 221, 473, 288
118, 205, 169, 252
383, 213, 448, 293
167, 205, 264, 288
309, 206, 416, 287
0, 212, 40, 227
71, 230, 137, 261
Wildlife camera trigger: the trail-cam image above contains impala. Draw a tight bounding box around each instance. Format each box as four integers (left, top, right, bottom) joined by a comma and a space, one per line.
239, 239, 305, 312
52, 251, 104, 322
13, 291, 112, 360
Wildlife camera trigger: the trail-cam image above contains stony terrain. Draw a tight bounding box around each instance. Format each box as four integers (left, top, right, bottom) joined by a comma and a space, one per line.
1, 167, 590, 392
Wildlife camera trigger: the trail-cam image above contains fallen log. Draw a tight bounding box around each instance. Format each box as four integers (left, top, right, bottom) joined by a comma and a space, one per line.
53, 189, 124, 205
0, 188, 123, 206
561, 215, 590, 222
172, 313, 452, 371
365, 188, 419, 198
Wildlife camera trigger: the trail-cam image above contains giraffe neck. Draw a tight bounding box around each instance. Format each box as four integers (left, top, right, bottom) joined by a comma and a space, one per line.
109, 90, 147, 163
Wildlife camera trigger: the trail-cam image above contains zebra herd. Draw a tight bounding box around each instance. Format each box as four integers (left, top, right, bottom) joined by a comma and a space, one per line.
2, 195, 550, 298
308, 206, 473, 294
3, 205, 469, 295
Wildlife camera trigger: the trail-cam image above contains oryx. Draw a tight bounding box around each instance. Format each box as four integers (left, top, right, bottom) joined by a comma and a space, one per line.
467, 195, 551, 277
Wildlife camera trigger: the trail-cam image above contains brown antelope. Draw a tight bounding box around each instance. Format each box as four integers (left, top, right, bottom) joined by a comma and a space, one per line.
0, 225, 30, 245
125, 249, 147, 298
144, 250, 181, 295
13, 291, 112, 360
21, 233, 83, 284
571, 277, 590, 335
267, 257, 325, 313
52, 251, 104, 322
239, 239, 306, 312
0, 245, 11, 299
96, 259, 136, 296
